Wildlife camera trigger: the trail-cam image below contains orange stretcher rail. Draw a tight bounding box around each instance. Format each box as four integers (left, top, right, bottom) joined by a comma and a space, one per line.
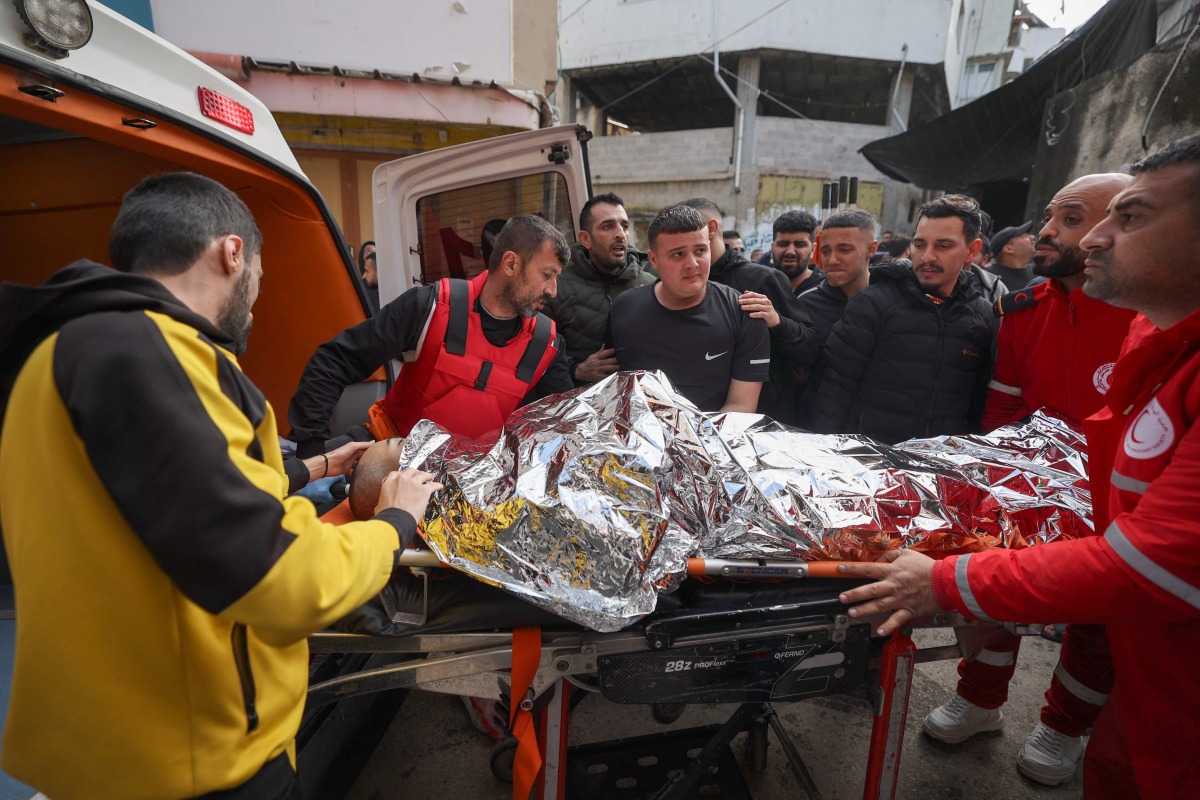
686, 557, 862, 580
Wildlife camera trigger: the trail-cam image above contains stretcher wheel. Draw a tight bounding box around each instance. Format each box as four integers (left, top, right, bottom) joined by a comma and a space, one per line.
745, 724, 769, 773
651, 702, 686, 724
490, 735, 518, 782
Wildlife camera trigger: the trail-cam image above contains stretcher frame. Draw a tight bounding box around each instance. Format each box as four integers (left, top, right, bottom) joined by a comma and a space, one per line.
307, 553, 976, 800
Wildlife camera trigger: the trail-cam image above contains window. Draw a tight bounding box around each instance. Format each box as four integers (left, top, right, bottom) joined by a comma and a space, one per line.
961, 60, 999, 102
414, 172, 575, 284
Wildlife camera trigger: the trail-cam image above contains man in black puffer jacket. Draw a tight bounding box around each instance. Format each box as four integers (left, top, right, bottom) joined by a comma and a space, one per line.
810, 195, 998, 443
684, 198, 820, 426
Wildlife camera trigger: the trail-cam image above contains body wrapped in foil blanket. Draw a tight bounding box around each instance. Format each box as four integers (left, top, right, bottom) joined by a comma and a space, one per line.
401, 371, 1089, 631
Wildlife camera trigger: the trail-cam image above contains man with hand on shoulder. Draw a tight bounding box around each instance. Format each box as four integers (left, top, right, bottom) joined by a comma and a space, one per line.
609, 204, 769, 413
682, 198, 818, 425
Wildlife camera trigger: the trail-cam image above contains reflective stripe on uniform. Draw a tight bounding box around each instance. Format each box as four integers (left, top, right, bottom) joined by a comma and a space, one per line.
975, 648, 1015, 667
1110, 469, 1151, 495
1053, 663, 1109, 706
955, 555, 995, 622
987, 380, 1022, 397
1105, 521, 1200, 611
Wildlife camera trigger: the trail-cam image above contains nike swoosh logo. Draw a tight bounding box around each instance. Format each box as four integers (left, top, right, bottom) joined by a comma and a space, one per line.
705, 351, 728, 361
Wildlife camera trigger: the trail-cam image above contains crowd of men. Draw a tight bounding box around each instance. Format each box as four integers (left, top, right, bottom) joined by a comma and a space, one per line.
1, 132, 1197, 800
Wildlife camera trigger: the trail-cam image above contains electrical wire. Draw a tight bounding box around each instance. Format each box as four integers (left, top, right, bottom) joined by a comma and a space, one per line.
560, 0, 598, 26
1141, 15, 1200, 149
597, 0, 795, 112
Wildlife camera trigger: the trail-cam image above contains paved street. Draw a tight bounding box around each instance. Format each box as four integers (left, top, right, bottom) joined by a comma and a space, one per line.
348, 630, 1083, 799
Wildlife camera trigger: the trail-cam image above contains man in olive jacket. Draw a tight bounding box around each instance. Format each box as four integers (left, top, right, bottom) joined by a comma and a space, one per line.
810, 195, 998, 443
544, 192, 656, 385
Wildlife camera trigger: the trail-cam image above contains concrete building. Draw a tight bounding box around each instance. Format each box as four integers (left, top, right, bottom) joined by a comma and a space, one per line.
556, 0, 1075, 245
957, 4, 1066, 105
861, 0, 1194, 229
556, 0, 1065, 245
107, 0, 559, 249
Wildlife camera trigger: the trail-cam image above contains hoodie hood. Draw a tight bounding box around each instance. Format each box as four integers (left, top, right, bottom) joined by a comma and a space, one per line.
568, 243, 651, 285
709, 246, 753, 282
0, 260, 231, 417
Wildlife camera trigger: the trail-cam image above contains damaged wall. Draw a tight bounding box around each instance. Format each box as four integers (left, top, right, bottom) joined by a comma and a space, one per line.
1027, 32, 1200, 217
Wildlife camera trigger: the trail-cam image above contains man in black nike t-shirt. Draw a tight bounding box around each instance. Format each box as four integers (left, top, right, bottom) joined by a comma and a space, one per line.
608, 205, 769, 412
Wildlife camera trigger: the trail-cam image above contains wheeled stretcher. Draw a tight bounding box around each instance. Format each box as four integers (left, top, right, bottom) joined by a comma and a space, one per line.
307, 552, 974, 800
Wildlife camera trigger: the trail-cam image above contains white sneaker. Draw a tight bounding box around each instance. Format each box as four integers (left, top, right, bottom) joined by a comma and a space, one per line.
1017, 721, 1084, 786
922, 694, 1004, 744
460, 694, 509, 742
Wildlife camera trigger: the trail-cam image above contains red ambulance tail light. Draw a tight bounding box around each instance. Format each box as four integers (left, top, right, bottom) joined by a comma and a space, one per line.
197, 87, 255, 134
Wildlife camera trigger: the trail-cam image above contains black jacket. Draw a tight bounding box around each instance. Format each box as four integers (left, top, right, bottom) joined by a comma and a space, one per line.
794, 278, 852, 428
708, 247, 820, 426
809, 262, 998, 444
0, 261, 229, 419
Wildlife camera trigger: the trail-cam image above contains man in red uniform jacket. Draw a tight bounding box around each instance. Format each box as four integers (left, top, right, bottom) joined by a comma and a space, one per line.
923, 174, 1134, 786
838, 134, 1200, 799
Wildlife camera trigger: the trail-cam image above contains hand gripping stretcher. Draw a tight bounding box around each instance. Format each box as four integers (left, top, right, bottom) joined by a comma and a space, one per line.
307, 551, 978, 800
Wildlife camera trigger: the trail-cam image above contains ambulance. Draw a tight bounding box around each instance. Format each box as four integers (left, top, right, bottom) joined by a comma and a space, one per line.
0, 1, 590, 795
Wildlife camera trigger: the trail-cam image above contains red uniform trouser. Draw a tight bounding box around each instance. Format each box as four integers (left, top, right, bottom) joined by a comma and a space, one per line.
1082, 689, 1139, 799
956, 623, 1113, 737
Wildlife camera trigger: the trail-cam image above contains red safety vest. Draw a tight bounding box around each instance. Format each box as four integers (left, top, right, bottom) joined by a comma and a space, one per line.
380, 271, 558, 440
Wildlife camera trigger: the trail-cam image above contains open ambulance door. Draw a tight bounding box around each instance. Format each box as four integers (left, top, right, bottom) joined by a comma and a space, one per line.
372, 123, 592, 303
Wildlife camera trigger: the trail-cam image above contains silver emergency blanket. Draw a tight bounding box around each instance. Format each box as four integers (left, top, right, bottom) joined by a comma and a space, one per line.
404, 371, 1091, 632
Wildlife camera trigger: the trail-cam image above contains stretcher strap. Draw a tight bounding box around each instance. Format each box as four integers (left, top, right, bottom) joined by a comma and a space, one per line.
510, 627, 542, 800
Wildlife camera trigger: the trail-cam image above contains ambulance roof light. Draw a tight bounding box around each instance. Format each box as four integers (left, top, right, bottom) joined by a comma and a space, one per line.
14, 0, 94, 59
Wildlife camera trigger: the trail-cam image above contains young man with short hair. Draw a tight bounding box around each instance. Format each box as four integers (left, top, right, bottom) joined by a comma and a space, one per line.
769, 210, 824, 295
609, 205, 769, 413
809, 195, 997, 443
795, 209, 878, 427
798, 209, 877, 340
682, 198, 819, 426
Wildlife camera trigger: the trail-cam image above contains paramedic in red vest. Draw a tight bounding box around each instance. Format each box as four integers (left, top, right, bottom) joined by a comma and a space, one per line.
922, 173, 1135, 787
288, 214, 575, 456
837, 133, 1200, 800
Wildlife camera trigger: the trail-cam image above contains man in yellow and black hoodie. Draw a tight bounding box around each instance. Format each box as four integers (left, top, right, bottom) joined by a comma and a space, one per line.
0, 173, 441, 800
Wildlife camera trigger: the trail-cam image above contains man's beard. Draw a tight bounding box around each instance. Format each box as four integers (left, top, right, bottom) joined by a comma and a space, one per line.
500, 275, 549, 319
777, 259, 807, 279
216, 267, 254, 356
1033, 238, 1086, 279
592, 246, 626, 272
